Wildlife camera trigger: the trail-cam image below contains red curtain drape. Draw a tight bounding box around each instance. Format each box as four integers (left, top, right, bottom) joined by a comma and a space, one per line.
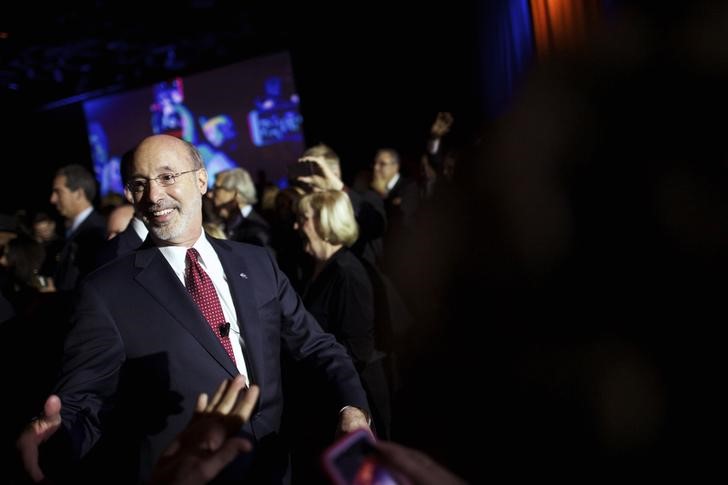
530, 0, 603, 59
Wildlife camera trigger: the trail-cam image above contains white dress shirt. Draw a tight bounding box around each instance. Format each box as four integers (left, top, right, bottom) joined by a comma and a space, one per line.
67, 206, 93, 236
386, 172, 400, 192
130, 217, 149, 241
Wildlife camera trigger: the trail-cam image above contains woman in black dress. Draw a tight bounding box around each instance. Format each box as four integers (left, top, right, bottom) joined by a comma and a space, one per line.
296, 189, 391, 438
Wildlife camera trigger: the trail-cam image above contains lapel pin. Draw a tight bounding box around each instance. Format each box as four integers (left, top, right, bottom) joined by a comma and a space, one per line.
240, 272, 248, 279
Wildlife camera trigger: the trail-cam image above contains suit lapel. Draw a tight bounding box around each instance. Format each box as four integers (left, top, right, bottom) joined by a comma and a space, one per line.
120, 225, 143, 253
133, 245, 238, 377
210, 238, 264, 387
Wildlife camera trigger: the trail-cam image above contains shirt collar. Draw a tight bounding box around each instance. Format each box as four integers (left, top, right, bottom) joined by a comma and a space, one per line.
130, 217, 148, 241
386, 173, 400, 192
69, 206, 93, 235
157, 229, 216, 280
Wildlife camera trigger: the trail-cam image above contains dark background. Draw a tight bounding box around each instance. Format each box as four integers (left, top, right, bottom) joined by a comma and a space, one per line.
0, 2, 482, 215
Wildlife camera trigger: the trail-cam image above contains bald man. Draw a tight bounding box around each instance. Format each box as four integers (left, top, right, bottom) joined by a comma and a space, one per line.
105, 203, 134, 240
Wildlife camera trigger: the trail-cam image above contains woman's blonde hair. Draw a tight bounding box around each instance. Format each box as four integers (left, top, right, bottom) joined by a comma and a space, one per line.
298, 190, 359, 247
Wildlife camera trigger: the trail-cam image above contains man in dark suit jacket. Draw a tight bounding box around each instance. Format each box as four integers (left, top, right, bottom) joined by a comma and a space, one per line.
371, 148, 420, 235
49, 164, 107, 291
210, 167, 272, 249
371, 148, 420, 299
18, 135, 370, 484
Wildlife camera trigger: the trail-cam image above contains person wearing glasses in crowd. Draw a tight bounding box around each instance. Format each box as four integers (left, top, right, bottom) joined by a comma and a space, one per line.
209, 167, 272, 249
16, 134, 371, 484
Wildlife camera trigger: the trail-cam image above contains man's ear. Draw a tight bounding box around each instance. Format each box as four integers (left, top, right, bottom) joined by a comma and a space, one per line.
198, 168, 208, 194
73, 187, 86, 203
123, 187, 134, 204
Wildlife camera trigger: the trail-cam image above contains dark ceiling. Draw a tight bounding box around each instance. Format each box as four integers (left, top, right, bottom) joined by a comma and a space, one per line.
0, 1, 291, 111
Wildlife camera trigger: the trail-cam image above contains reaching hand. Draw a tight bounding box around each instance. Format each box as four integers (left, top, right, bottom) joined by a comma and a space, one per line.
151, 376, 260, 485
431, 111, 454, 138
336, 406, 372, 439
297, 156, 344, 192
17, 395, 63, 483
374, 440, 467, 485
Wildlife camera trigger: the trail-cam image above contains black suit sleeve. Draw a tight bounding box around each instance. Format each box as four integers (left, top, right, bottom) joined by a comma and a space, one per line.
394, 180, 420, 231
54, 281, 125, 460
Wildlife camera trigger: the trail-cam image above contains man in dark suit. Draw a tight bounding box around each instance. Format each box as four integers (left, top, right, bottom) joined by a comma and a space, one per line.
209, 167, 272, 248
370, 148, 420, 301
371, 148, 420, 235
49, 164, 107, 292
18, 134, 370, 484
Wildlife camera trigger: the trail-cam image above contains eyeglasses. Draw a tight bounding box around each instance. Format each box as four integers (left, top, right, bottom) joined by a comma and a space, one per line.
126, 169, 199, 194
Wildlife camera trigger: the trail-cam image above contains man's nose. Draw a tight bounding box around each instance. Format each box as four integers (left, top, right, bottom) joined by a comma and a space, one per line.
145, 179, 165, 202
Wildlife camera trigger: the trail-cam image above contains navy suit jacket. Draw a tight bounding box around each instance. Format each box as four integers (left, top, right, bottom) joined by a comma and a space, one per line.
94, 223, 144, 268
53, 210, 107, 291
52, 235, 368, 483
385, 175, 419, 233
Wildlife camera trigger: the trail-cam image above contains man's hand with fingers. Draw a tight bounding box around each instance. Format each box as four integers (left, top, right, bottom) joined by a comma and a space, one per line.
374, 440, 467, 485
151, 376, 260, 485
296, 156, 344, 192
431, 111, 454, 138
17, 394, 63, 483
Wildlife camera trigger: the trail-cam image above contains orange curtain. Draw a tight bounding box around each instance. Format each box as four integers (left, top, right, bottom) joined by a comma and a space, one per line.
530, 0, 603, 59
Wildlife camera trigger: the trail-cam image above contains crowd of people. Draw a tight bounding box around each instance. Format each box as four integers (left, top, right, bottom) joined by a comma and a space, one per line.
0, 115, 464, 484
2, 2, 723, 483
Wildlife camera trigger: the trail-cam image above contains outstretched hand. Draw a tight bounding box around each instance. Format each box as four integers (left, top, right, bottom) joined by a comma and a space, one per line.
336, 406, 372, 439
17, 394, 63, 483
431, 111, 454, 138
151, 376, 260, 485
374, 440, 467, 485
296, 156, 344, 192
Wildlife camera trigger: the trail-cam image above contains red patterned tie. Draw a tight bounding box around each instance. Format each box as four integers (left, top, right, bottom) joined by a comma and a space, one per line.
185, 248, 236, 364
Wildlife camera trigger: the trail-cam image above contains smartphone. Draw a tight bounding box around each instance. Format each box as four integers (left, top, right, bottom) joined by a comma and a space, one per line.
321, 429, 405, 485
287, 160, 322, 179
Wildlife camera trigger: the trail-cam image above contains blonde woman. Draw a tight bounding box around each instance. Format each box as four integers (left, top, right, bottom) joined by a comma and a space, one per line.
294, 190, 390, 436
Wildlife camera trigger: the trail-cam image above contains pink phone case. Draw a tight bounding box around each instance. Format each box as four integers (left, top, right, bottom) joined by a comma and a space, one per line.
321, 429, 404, 485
